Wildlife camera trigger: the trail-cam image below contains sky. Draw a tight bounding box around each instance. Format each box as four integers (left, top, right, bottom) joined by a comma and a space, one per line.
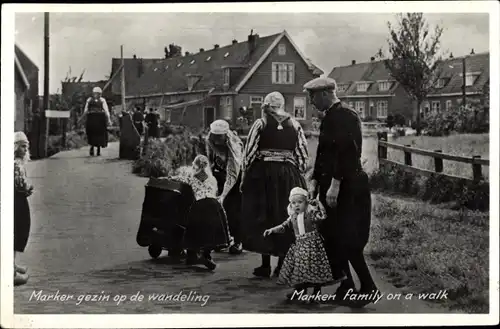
14, 12, 490, 94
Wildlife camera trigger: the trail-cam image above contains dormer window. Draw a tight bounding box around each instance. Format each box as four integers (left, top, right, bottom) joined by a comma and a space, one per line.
165, 65, 169, 70
356, 82, 370, 92
434, 78, 445, 88
153, 68, 158, 72
278, 44, 286, 56
206, 56, 212, 61
465, 73, 479, 86
224, 52, 229, 58
187, 75, 201, 92
337, 84, 348, 92
190, 60, 195, 65
223, 68, 230, 85
177, 63, 182, 67
378, 81, 392, 92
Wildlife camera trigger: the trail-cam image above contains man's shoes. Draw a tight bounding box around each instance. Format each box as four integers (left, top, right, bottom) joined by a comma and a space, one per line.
228, 242, 243, 255
253, 266, 271, 278
14, 272, 29, 286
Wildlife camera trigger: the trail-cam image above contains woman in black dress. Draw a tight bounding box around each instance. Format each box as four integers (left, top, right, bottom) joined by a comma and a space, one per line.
145, 108, 161, 139
80, 87, 112, 156
14, 132, 33, 286
240, 91, 309, 277
205, 119, 245, 254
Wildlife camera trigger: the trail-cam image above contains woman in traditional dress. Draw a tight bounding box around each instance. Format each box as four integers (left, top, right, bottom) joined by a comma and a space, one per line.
14, 132, 34, 286
145, 108, 161, 139
81, 87, 112, 156
205, 119, 244, 254
240, 91, 309, 278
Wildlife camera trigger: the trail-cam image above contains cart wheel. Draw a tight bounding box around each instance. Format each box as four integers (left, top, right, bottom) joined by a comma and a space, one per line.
148, 245, 162, 259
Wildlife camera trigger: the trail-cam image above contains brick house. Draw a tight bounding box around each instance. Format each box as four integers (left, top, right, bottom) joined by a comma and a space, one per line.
112, 30, 323, 130
328, 51, 489, 124
14, 45, 39, 132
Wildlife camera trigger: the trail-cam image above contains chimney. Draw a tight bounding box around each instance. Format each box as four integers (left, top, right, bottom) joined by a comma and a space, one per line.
248, 31, 258, 54
199, 48, 204, 52
185, 51, 190, 56
232, 39, 237, 45
214, 44, 220, 49
470, 48, 475, 55
370, 57, 375, 62
133, 54, 137, 59
449, 52, 454, 59
351, 60, 356, 65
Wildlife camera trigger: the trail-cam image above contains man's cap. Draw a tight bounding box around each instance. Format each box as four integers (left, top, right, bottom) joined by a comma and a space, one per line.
303, 77, 337, 92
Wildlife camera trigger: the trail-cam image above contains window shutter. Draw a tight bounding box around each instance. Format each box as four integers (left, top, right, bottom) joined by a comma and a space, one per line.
272, 64, 278, 84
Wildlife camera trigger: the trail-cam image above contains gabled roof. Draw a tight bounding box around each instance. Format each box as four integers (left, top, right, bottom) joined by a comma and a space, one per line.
329, 52, 489, 97
110, 58, 166, 95
15, 53, 30, 89
123, 30, 322, 98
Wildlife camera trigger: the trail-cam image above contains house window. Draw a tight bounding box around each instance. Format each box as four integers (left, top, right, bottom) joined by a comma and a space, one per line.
465, 74, 478, 87
355, 101, 366, 118
337, 84, 348, 92
250, 96, 263, 107
272, 62, 295, 84
293, 96, 307, 120
220, 96, 233, 120
377, 101, 388, 118
223, 68, 230, 85
421, 101, 430, 114
278, 44, 286, 56
164, 109, 171, 123
431, 101, 441, 113
435, 78, 445, 88
378, 81, 392, 92
446, 100, 452, 111
356, 82, 370, 92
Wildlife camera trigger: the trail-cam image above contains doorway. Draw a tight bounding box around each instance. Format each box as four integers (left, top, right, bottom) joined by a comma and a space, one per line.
204, 107, 215, 128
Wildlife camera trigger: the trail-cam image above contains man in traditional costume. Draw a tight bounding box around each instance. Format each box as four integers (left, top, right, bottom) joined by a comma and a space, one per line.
304, 77, 377, 308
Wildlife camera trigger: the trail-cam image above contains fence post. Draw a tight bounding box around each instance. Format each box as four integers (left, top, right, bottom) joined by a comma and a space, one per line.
472, 156, 482, 181
377, 132, 387, 160
434, 150, 443, 173
404, 145, 412, 166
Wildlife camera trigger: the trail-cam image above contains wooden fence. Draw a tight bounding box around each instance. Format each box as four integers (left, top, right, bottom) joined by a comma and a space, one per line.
377, 131, 489, 182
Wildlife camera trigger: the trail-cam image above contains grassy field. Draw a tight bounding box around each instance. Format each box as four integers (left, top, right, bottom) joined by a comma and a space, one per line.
367, 193, 489, 313
307, 133, 490, 180
306, 134, 490, 313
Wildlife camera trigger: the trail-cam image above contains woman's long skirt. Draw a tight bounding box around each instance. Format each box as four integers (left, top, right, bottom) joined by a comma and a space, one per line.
14, 192, 31, 252
184, 198, 231, 250
241, 161, 307, 257
86, 112, 108, 147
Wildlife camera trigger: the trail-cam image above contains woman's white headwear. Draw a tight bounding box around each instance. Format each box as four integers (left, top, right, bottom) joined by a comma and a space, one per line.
210, 119, 230, 135
92, 87, 102, 94
289, 187, 308, 201
263, 91, 285, 111
14, 131, 29, 144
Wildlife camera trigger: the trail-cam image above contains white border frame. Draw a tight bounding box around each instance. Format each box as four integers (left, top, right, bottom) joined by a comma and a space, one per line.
2, 2, 499, 328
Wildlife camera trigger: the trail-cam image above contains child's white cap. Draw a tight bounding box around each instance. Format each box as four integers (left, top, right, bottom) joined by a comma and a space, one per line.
14, 131, 28, 144
289, 187, 308, 201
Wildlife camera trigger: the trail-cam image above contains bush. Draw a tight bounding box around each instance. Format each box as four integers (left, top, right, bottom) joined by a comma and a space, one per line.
369, 164, 489, 211
424, 105, 489, 137
132, 132, 205, 178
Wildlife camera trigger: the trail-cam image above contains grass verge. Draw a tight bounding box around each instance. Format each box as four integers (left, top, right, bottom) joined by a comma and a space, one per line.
366, 192, 489, 313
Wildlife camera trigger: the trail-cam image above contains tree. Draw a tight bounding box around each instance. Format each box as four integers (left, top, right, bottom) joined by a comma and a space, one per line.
377, 13, 444, 135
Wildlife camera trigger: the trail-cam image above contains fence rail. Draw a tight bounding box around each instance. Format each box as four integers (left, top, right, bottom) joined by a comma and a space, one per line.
377, 131, 489, 181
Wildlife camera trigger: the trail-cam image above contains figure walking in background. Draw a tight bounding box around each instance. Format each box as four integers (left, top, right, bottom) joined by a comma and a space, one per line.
132, 106, 145, 136
14, 132, 34, 286
206, 119, 244, 255
145, 108, 161, 139
264, 187, 345, 301
304, 77, 377, 308
240, 91, 309, 278
79, 86, 112, 156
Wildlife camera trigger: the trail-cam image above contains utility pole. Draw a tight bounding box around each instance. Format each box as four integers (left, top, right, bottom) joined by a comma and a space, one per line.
462, 56, 467, 109
43, 12, 50, 157
120, 45, 126, 113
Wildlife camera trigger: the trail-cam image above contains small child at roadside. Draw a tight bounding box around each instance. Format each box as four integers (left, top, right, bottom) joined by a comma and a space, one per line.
263, 187, 345, 301
169, 154, 218, 201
